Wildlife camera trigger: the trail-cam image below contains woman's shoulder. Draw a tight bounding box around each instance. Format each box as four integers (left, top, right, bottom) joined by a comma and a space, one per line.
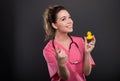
71, 35, 84, 41
70, 36, 84, 50
70, 35, 84, 45
43, 40, 53, 50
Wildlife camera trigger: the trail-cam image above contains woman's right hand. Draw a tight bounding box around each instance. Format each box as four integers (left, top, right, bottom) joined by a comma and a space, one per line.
55, 46, 68, 66
55, 47, 70, 80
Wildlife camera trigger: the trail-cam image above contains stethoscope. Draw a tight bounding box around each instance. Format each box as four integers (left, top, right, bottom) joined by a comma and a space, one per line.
52, 35, 83, 64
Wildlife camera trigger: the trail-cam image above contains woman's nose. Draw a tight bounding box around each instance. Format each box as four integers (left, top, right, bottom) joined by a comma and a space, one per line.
68, 18, 73, 24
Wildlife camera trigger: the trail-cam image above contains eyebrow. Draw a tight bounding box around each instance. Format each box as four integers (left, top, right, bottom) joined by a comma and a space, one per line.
60, 16, 66, 19
59, 15, 71, 20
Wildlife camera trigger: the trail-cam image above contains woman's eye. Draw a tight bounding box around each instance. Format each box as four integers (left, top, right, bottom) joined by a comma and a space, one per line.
61, 18, 65, 21
69, 16, 72, 19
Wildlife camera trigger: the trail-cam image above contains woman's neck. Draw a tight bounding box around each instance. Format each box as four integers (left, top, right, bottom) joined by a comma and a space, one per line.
54, 32, 69, 42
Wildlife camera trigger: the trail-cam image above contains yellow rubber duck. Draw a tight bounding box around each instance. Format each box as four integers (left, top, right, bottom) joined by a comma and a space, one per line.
86, 31, 93, 40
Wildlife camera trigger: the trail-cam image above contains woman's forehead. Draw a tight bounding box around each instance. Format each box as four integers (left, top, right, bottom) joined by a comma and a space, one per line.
56, 10, 70, 18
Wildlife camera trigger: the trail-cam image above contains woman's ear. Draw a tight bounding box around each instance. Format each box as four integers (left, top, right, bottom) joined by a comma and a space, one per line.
52, 23, 58, 29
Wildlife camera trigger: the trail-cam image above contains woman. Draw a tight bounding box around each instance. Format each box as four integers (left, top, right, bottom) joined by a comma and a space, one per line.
43, 5, 96, 81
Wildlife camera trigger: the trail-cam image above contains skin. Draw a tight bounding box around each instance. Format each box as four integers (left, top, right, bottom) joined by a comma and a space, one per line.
52, 9, 96, 80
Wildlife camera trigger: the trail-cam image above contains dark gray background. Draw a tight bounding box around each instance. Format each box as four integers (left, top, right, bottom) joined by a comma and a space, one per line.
1, 0, 120, 81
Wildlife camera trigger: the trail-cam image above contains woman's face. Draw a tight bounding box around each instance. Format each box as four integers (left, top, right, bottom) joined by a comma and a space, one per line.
53, 10, 73, 33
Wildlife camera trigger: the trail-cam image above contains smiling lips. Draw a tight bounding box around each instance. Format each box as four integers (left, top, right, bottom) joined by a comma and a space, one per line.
66, 24, 73, 28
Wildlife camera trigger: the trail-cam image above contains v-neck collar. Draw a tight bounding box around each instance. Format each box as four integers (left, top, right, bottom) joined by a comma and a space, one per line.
53, 40, 70, 52
52, 35, 74, 53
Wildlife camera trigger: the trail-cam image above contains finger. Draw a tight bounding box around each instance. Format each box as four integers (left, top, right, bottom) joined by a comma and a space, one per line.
89, 41, 94, 45
84, 36, 87, 45
92, 35, 96, 43
89, 43, 94, 47
90, 44, 95, 51
55, 46, 61, 54
59, 50, 65, 55
62, 50, 66, 57
89, 35, 96, 45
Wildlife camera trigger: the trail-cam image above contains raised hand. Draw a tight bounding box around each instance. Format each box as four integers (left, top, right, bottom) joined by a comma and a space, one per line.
84, 35, 96, 54
55, 46, 68, 66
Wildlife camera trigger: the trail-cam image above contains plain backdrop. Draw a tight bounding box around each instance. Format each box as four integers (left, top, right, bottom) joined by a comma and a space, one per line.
1, 0, 120, 81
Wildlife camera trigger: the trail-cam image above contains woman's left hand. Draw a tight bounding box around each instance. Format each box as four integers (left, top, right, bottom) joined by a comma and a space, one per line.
84, 35, 96, 54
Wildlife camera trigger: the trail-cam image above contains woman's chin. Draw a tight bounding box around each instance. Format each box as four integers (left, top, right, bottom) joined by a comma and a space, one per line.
68, 29, 73, 33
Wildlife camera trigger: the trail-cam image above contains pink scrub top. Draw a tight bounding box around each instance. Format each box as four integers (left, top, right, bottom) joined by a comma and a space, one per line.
43, 36, 95, 81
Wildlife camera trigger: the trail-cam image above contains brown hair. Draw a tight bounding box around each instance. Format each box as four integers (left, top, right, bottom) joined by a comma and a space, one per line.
43, 5, 67, 41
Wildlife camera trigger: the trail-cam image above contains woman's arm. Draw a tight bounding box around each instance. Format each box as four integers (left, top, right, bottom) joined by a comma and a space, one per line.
83, 52, 91, 76
55, 47, 70, 80
58, 63, 70, 80
83, 36, 96, 76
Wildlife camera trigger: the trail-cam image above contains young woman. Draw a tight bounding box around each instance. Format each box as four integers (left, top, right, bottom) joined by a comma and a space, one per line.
43, 5, 96, 81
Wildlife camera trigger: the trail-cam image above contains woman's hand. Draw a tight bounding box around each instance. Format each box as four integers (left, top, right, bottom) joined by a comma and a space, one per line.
55, 47, 70, 80
84, 35, 96, 54
55, 46, 68, 66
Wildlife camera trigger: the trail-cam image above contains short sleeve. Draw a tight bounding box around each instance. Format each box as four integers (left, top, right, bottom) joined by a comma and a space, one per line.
90, 55, 95, 67
43, 41, 58, 78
